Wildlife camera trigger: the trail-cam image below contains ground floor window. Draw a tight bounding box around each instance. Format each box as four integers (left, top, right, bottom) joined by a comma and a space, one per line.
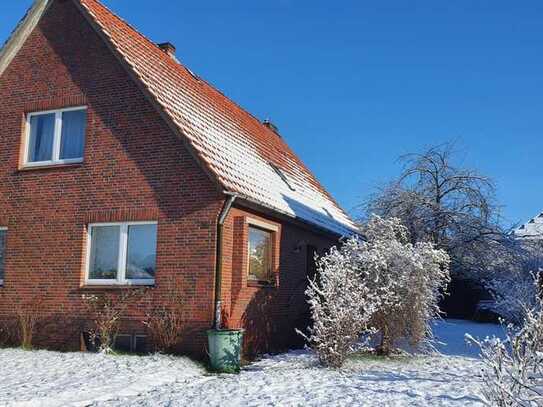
247, 219, 278, 284
0, 228, 6, 286
86, 222, 157, 285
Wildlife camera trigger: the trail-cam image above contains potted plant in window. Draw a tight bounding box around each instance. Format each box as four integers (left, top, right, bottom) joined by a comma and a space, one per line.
207, 309, 244, 373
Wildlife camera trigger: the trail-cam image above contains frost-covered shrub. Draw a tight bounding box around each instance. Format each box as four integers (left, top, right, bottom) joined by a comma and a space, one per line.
301, 215, 450, 367
487, 270, 541, 325
299, 237, 386, 368
470, 275, 543, 406
362, 217, 450, 355
83, 289, 146, 354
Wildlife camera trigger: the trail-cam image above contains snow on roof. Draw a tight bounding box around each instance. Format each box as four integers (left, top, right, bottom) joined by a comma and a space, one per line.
515, 212, 543, 239
69, 0, 359, 236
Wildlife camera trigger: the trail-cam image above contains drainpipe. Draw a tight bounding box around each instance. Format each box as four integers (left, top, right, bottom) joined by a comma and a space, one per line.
213, 193, 237, 330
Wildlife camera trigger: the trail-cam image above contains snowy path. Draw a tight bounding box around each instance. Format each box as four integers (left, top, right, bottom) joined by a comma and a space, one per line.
0, 319, 504, 407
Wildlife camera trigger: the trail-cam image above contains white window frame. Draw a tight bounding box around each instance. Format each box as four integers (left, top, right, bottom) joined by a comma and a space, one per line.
85, 221, 158, 286
0, 227, 6, 286
23, 106, 87, 168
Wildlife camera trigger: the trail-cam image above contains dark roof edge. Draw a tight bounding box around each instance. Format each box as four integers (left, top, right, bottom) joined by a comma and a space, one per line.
224, 191, 360, 239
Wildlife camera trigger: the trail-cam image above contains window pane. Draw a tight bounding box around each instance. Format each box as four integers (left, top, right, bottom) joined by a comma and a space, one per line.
248, 226, 272, 281
28, 113, 55, 162
126, 224, 157, 280
60, 110, 86, 160
0, 230, 6, 282
89, 226, 120, 280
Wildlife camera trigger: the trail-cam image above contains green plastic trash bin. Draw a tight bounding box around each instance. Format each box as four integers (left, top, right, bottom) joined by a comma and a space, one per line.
207, 329, 244, 373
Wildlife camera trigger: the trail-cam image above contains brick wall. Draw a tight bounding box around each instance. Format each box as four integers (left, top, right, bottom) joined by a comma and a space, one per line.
220, 206, 337, 357
0, 0, 223, 356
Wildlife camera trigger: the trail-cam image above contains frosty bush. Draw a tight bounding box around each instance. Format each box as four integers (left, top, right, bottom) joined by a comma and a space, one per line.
363, 217, 450, 355
301, 215, 450, 367
470, 274, 543, 406
83, 289, 146, 354
142, 279, 186, 353
299, 237, 385, 368
488, 270, 541, 325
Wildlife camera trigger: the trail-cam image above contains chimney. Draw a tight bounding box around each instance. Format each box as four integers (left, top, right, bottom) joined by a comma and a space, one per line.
157, 42, 176, 58
263, 119, 280, 136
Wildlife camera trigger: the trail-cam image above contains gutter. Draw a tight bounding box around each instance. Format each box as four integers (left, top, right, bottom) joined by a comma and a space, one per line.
212, 193, 237, 329
224, 191, 359, 239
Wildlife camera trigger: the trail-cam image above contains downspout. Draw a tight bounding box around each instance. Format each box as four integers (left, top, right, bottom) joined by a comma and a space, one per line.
213, 193, 237, 330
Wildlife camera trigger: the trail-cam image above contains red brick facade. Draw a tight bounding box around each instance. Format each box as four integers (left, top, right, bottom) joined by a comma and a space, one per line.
220, 206, 336, 356
0, 0, 338, 357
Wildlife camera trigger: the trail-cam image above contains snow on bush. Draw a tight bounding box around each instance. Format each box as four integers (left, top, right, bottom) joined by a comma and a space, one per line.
82, 289, 146, 354
299, 236, 384, 368
365, 217, 450, 355
487, 270, 541, 325
470, 274, 543, 406
301, 215, 450, 367
483, 236, 543, 324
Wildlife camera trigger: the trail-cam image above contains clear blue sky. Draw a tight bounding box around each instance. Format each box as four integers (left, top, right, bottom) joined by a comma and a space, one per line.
2, 1, 542, 226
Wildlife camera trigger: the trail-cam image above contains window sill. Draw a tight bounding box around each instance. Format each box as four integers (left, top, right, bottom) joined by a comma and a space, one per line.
79, 284, 154, 291
247, 280, 276, 288
19, 162, 83, 172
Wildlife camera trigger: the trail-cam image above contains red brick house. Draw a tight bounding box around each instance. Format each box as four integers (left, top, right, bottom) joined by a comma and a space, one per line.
0, 0, 358, 357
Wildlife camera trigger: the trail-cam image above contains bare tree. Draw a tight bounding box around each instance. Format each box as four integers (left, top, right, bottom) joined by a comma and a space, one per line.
364, 143, 508, 279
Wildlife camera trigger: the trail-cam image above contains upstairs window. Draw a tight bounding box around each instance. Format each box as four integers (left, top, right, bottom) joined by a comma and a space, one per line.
86, 222, 157, 286
248, 225, 273, 283
0, 228, 6, 286
24, 107, 87, 167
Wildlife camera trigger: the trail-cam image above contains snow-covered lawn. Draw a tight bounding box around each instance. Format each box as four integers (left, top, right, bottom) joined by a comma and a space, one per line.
0, 319, 504, 407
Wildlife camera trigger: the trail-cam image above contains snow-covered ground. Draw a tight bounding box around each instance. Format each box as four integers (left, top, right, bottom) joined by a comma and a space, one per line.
0, 319, 504, 407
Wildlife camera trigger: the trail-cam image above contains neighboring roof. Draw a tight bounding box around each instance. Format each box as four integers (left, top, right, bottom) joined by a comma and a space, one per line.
515, 212, 543, 239
0, 0, 359, 236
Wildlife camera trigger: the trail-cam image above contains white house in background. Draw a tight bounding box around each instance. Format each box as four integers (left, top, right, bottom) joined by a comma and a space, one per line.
515, 212, 543, 239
